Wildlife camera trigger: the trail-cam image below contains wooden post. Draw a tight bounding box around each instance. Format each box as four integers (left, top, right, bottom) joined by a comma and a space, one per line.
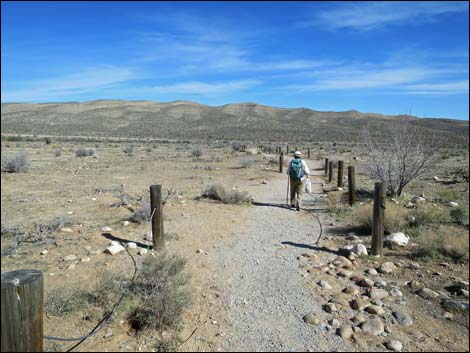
328, 161, 333, 183
307, 148, 310, 159
337, 160, 344, 187
279, 152, 283, 173
348, 166, 356, 206
324, 158, 329, 175
371, 182, 386, 256
150, 185, 164, 251
286, 145, 289, 153
1, 269, 44, 352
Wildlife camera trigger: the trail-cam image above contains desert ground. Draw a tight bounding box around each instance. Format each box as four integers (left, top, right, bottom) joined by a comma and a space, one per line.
1, 137, 469, 352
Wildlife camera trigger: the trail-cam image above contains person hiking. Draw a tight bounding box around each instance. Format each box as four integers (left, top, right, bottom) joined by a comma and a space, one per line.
286, 151, 310, 211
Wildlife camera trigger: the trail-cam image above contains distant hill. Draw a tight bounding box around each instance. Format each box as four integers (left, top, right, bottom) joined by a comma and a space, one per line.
1, 100, 468, 145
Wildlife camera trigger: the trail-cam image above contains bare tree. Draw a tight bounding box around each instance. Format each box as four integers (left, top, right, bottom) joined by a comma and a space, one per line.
363, 116, 441, 197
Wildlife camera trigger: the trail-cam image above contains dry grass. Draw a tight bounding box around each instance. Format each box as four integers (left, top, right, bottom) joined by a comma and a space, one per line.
352, 202, 410, 234
202, 183, 251, 205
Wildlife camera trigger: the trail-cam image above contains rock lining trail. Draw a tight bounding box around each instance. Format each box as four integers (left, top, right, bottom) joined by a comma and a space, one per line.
211, 160, 349, 352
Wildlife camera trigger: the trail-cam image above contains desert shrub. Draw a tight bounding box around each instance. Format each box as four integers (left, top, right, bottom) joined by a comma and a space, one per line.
155, 335, 182, 352
129, 204, 151, 224
127, 252, 191, 331
86, 271, 124, 307
224, 189, 251, 204
123, 144, 135, 155
192, 146, 204, 157
232, 142, 242, 151
410, 204, 449, 227
352, 203, 409, 234
44, 137, 51, 144
240, 156, 255, 168
53, 150, 61, 157
202, 183, 226, 202
202, 184, 251, 204
1, 152, 31, 173
449, 206, 469, 225
436, 189, 460, 203
45, 287, 89, 316
211, 156, 222, 162
75, 148, 95, 157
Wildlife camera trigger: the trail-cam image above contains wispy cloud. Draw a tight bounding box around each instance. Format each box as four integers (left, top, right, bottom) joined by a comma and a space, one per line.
304, 1, 468, 31
2, 66, 136, 101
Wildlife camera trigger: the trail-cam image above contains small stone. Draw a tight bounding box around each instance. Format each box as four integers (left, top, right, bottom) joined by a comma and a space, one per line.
351, 243, 368, 256
351, 274, 364, 282
367, 269, 378, 276
338, 325, 353, 339
102, 226, 112, 232
389, 287, 403, 297
385, 340, 403, 352
358, 278, 375, 288
318, 280, 333, 290
418, 288, 439, 300
61, 227, 73, 233
368, 288, 389, 300
126, 242, 137, 249
407, 280, 424, 292
443, 312, 454, 320
138, 248, 148, 256
66, 211, 74, 215
41, 250, 49, 255
365, 305, 385, 315
459, 289, 469, 297
105, 244, 125, 255
343, 286, 360, 295
337, 270, 353, 278
123, 221, 130, 226
328, 319, 340, 327
333, 256, 353, 269
352, 313, 368, 324
104, 329, 114, 338
303, 313, 320, 325
261, 180, 268, 184
81, 257, 91, 262
375, 280, 387, 288
91, 197, 97, 201
361, 317, 384, 336
449, 201, 459, 207
323, 303, 338, 313
68, 263, 76, 270
379, 262, 396, 274
197, 249, 205, 254
63, 254, 77, 261
351, 298, 370, 311
393, 311, 413, 326
407, 262, 420, 269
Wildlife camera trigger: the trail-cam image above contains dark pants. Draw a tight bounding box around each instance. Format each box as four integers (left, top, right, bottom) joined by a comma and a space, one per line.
290, 179, 304, 207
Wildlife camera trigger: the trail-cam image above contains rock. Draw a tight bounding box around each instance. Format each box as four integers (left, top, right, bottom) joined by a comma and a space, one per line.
303, 313, 320, 325
443, 312, 454, 320
104, 329, 114, 338
197, 249, 205, 254
367, 268, 378, 276
63, 255, 77, 261
407, 262, 420, 269
329, 294, 350, 307
407, 280, 424, 292
351, 298, 370, 311
368, 288, 389, 300
449, 201, 459, 207
60, 227, 73, 233
81, 257, 91, 262
126, 242, 137, 249
351, 243, 368, 256
388, 287, 403, 298
343, 286, 360, 296
105, 244, 125, 255
338, 325, 353, 339
110, 241, 120, 246
261, 180, 268, 184
374, 280, 387, 288
454, 280, 469, 290
433, 176, 440, 181
66, 211, 74, 215
411, 196, 426, 204
91, 197, 97, 201
384, 232, 409, 247
328, 319, 340, 327
123, 221, 130, 226
41, 250, 49, 255
404, 201, 415, 208
460, 289, 469, 297
337, 270, 354, 278
138, 248, 148, 256
323, 303, 338, 313
365, 305, 385, 315
385, 340, 403, 352
361, 317, 384, 336
352, 313, 368, 324
318, 280, 333, 290
442, 299, 469, 312
358, 278, 375, 288
102, 226, 112, 232
68, 263, 76, 270
392, 311, 413, 326
379, 262, 396, 274
418, 288, 439, 300
333, 256, 353, 269
351, 274, 364, 282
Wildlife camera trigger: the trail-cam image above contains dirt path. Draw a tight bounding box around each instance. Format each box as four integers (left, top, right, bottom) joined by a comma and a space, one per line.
186, 159, 350, 352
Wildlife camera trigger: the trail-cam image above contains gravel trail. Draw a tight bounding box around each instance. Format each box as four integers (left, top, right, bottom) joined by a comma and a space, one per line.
216, 160, 346, 352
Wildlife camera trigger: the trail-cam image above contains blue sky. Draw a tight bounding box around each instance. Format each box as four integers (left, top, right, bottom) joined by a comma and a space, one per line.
1, 1, 469, 119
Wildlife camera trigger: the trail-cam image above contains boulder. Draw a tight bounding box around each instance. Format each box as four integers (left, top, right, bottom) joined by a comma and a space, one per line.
368, 288, 389, 300
379, 262, 396, 274
338, 325, 353, 340
385, 340, 403, 352
384, 232, 409, 247
418, 288, 439, 300
105, 244, 125, 255
361, 317, 384, 336
351, 243, 368, 256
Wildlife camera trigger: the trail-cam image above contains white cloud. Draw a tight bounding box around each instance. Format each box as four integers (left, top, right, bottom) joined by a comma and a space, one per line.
140, 79, 261, 95
305, 1, 468, 31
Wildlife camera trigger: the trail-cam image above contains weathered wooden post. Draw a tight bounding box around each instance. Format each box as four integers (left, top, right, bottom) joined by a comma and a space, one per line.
371, 182, 386, 256
307, 148, 311, 159
286, 145, 289, 153
279, 152, 284, 173
1, 269, 44, 352
328, 161, 334, 183
348, 166, 356, 206
150, 185, 164, 250
324, 158, 329, 175
337, 160, 344, 187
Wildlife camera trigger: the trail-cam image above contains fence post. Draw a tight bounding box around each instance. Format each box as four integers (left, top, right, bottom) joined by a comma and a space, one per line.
324, 158, 329, 175
279, 152, 284, 174
1, 269, 44, 352
348, 166, 356, 206
328, 161, 334, 183
307, 148, 311, 159
371, 182, 386, 256
286, 145, 289, 153
150, 185, 164, 251
337, 160, 344, 187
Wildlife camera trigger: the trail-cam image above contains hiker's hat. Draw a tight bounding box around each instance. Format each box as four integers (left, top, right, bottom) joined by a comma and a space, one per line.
294, 151, 302, 157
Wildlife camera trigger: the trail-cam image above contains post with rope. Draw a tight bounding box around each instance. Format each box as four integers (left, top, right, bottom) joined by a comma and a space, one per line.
328, 160, 334, 183
324, 158, 329, 175
150, 184, 164, 251
337, 160, 344, 187
371, 182, 386, 256
279, 152, 284, 174
348, 166, 356, 206
1, 269, 44, 352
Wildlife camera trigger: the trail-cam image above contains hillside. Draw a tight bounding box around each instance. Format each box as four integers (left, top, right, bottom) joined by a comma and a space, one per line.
1, 100, 468, 145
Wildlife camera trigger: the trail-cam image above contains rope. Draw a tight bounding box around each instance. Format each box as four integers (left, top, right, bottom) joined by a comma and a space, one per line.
44, 242, 138, 352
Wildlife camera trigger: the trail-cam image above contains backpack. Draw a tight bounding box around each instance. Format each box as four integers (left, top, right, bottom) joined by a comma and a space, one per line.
289, 159, 304, 181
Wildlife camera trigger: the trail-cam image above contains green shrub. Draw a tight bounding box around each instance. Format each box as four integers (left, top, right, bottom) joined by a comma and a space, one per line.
436, 189, 460, 203
449, 206, 469, 225
45, 287, 89, 316
411, 204, 449, 227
